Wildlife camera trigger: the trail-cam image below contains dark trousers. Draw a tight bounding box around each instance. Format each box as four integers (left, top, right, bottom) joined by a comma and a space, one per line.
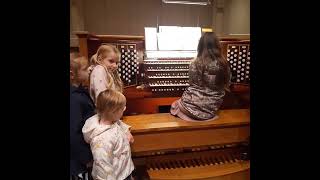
71, 169, 132, 180
70, 167, 93, 180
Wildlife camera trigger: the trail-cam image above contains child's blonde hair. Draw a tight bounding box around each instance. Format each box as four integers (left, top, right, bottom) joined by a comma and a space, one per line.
96, 89, 126, 118
70, 56, 88, 85
92, 44, 123, 92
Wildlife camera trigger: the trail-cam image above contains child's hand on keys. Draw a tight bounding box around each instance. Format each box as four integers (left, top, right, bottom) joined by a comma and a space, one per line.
126, 131, 134, 144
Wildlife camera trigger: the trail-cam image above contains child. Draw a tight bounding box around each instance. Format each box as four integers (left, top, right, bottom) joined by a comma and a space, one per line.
70, 56, 95, 179
89, 44, 134, 144
82, 89, 134, 180
170, 32, 231, 121
89, 44, 123, 104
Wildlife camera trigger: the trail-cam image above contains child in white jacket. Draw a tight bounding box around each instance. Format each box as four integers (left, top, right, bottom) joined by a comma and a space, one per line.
82, 89, 134, 180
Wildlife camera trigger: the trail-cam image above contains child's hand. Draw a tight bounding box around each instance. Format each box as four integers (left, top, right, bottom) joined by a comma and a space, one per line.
126, 131, 134, 144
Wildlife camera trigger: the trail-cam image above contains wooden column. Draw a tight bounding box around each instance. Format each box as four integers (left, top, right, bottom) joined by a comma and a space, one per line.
75, 31, 89, 59
213, 0, 226, 35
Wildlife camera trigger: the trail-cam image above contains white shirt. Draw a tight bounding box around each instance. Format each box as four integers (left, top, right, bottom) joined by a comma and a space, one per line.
82, 114, 134, 180
89, 65, 117, 104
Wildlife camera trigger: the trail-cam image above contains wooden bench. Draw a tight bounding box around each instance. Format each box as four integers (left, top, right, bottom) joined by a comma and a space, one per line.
123, 109, 250, 180
123, 109, 250, 153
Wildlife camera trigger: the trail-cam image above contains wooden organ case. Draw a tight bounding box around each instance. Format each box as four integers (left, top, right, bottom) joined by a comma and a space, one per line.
76, 32, 250, 180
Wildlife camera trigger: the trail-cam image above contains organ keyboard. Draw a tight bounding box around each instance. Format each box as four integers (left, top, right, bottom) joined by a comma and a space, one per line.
143, 49, 194, 96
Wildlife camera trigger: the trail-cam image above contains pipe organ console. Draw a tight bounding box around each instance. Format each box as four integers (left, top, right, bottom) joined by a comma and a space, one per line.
76, 32, 250, 114
76, 31, 250, 180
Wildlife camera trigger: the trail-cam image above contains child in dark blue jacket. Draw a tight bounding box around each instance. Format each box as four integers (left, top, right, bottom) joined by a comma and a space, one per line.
70, 56, 95, 179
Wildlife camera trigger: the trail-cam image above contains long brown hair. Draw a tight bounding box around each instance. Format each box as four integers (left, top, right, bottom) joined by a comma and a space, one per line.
196, 32, 231, 91
91, 44, 123, 92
